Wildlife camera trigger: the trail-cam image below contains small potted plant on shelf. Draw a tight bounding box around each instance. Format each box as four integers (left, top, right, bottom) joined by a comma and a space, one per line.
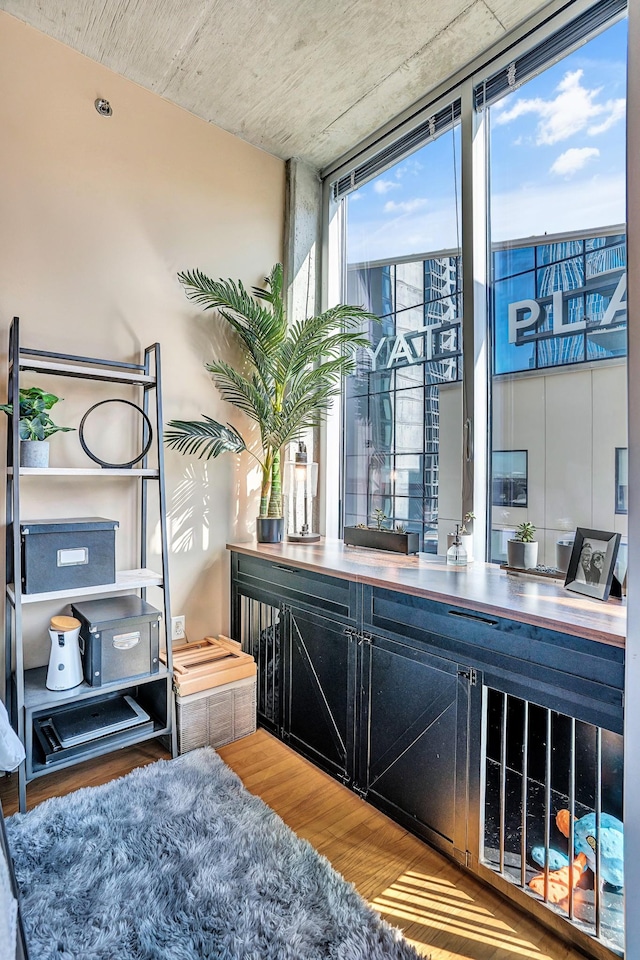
0, 387, 74, 467
343, 509, 420, 555
507, 521, 538, 570
165, 263, 375, 543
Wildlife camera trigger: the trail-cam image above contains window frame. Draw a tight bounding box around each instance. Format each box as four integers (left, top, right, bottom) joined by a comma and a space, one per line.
321, 0, 627, 563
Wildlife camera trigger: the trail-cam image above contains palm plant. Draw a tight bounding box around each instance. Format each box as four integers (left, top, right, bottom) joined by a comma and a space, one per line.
165, 263, 375, 519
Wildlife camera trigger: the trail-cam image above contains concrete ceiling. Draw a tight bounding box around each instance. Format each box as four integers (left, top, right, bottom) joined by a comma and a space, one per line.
1, 0, 553, 169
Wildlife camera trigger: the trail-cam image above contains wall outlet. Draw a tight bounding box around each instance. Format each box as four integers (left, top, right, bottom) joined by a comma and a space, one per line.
171, 615, 186, 641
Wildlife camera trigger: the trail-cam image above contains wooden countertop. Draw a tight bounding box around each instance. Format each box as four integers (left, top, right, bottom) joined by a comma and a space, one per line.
227, 538, 626, 649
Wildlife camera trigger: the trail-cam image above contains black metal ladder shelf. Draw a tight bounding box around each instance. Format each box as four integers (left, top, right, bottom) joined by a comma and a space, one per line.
4, 317, 177, 812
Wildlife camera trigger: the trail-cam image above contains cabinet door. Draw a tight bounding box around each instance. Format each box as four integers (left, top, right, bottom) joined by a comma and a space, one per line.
359, 632, 471, 859
284, 606, 356, 784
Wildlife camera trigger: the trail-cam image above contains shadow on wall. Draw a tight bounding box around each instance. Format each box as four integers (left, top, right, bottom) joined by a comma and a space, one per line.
169, 461, 212, 555
166, 417, 262, 556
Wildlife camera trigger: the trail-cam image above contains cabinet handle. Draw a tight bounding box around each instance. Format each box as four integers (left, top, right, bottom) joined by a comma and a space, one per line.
448, 609, 498, 627
274, 564, 297, 573
344, 627, 357, 638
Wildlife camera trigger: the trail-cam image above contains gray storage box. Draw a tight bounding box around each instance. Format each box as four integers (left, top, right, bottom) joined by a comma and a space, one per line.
18, 517, 118, 594
71, 595, 161, 687
176, 676, 256, 754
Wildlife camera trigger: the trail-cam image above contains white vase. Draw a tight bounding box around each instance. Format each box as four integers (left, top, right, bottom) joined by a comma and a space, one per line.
20, 440, 49, 467
556, 539, 575, 574
507, 539, 538, 570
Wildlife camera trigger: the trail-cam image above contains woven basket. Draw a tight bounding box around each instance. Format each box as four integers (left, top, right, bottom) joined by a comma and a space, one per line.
175, 675, 256, 754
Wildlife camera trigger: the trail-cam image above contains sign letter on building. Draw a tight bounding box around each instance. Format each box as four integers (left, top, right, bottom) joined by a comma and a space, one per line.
508, 299, 540, 344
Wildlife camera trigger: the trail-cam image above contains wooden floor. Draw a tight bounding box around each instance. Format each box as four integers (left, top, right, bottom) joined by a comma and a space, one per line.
0, 731, 587, 960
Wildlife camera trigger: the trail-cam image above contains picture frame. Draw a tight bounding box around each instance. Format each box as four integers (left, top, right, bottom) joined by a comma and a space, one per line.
564, 528, 622, 602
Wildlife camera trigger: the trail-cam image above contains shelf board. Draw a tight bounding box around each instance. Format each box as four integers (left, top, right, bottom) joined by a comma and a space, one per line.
27, 720, 170, 781
22, 664, 171, 711
7, 467, 159, 477
18, 356, 155, 386
7, 567, 163, 605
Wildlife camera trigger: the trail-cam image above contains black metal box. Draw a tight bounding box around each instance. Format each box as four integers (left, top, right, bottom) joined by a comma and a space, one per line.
71, 596, 161, 687
18, 517, 118, 594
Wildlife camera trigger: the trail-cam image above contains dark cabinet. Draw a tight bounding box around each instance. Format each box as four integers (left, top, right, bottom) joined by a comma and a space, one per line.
231, 550, 625, 960
358, 632, 472, 859
284, 606, 357, 783
231, 555, 472, 849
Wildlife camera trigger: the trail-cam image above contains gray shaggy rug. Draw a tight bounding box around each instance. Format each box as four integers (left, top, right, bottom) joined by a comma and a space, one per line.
7, 747, 422, 960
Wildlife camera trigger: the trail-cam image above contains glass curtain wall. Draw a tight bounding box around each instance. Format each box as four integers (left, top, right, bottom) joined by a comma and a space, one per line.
483, 18, 627, 951
342, 120, 463, 552
487, 17, 628, 571
328, 4, 627, 955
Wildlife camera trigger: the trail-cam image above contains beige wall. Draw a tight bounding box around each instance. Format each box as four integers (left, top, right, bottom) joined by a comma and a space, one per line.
0, 13, 285, 666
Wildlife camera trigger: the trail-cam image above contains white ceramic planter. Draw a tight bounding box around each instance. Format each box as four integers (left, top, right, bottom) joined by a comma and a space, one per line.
556, 539, 575, 574
20, 440, 49, 468
507, 539, 538, 570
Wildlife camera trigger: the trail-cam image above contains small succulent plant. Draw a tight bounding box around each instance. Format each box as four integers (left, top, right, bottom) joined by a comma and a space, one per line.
515, 521, 536, 543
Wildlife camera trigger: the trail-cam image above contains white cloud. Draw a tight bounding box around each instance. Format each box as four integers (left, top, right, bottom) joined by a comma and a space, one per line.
373, 179, 400, 194
347, 173, 624, 263
588, 99, 626, 135
490, 173, 625, 243
550, 146, 600, 178
383, 198, 428, 214
494, 69, 625, 146
394, 158, 424, 179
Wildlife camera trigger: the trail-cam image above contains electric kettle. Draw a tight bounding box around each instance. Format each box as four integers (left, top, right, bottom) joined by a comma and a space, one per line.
46, 615, 84, 691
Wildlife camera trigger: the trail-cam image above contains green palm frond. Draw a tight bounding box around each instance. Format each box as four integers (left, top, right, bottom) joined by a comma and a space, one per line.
251, 263, 284, 330
165, 417, 247, 460
206, 361, 273, 428
172, 261, 378, 516
178, 270, 283, 383
277, 305, 375, 384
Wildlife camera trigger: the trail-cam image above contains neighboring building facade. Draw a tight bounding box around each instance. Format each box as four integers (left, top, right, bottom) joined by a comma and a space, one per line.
344, 226, 627, 565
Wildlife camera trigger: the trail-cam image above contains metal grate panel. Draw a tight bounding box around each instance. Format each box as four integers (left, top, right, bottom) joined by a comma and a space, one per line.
240, 596, 281, 730
482, 687, 624, 952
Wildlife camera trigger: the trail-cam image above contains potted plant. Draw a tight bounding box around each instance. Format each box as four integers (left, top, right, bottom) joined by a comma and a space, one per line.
507, 521, 538, 569
343, 510, 420, 555
0, 387, 74, 467
165, 263, 375, 542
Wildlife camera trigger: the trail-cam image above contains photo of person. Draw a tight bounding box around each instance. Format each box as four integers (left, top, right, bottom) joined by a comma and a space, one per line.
575, 540, 608, 585
565, 529, 621, 602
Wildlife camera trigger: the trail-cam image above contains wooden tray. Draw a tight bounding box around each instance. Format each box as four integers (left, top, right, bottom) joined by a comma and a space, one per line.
499, 563, 565, 582
161, 635, 256, 696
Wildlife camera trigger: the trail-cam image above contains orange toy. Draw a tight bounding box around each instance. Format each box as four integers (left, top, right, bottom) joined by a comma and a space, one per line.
529, 808, 624, 903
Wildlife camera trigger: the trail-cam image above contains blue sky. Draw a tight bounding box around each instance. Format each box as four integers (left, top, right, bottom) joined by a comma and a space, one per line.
346, 17, 627, 263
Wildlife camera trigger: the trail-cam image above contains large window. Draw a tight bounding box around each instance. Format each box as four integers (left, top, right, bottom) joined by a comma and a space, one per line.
331, 2, 628, 575
488, 16, 628, 565
328, 4, 628, 953
342, 121, 462, 552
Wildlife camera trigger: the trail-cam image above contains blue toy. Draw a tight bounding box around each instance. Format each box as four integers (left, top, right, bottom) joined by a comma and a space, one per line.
529, 808, 623, 902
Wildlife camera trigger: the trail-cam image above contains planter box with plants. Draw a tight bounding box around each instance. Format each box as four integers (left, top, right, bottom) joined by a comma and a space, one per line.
343, 511, 420, 555
165, 263, 375, 543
